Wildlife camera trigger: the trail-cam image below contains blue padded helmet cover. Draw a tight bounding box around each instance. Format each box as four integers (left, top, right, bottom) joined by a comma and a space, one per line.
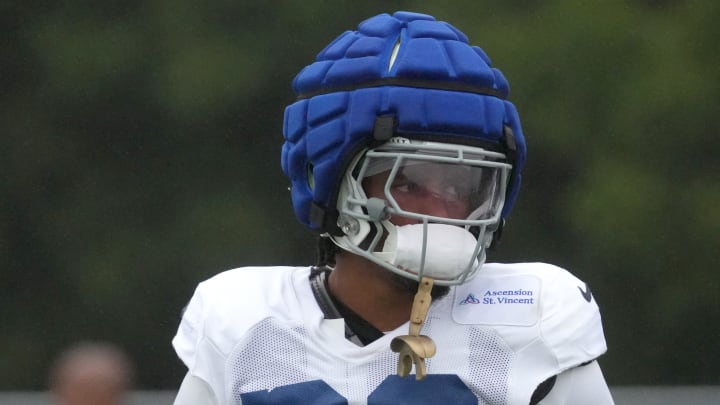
282, 11, 527, 231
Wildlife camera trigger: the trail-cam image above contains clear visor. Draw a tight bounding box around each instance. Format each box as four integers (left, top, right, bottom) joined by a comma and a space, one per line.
358, 149, 508, 225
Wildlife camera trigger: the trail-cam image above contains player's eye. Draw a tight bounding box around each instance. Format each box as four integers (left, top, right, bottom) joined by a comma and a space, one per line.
392, 180, 421, 195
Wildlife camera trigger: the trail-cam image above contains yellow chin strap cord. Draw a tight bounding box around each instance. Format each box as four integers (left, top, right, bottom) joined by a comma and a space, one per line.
390, 277, 436, 380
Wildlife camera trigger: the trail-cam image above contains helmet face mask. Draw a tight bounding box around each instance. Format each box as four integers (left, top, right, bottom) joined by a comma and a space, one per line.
330, 137, 511, 285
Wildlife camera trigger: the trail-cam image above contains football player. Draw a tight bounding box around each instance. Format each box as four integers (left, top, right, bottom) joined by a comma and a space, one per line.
173, 11, 614, 405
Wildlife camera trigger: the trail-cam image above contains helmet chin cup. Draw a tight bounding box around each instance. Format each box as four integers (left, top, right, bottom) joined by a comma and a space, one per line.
390, 224, 481, 281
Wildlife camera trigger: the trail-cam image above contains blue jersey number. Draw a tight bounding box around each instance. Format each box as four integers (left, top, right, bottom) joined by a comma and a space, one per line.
240, 375, 476, 404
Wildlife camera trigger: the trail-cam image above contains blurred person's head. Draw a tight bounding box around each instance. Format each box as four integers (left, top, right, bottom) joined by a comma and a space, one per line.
49, 341, 134, 405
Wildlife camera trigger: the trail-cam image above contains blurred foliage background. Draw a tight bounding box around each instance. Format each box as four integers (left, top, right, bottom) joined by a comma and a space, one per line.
1, 0, 718, 390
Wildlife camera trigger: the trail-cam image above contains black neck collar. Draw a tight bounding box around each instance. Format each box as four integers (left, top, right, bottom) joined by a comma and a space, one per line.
309, 266, 384, 346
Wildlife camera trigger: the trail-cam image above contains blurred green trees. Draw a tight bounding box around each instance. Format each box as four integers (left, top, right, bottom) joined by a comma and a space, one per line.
1, 1, 717, 389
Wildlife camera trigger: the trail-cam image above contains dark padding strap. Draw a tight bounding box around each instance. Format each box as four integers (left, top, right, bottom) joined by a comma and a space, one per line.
308, 267, 364, 346
529, 375, 557, 405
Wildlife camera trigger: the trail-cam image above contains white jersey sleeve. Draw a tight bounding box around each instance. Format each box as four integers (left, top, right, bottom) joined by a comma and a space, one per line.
174, 372, 218, 405
457, 262, 607, 370
535, 263, 607, 370
172, 266, 313, 403
172, 275, 226, 401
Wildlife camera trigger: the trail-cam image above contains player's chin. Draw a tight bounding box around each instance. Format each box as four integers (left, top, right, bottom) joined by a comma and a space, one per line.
388, 272, 451, 300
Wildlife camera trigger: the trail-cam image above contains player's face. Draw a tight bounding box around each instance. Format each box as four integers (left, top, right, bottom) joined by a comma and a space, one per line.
362, 162, 474, 226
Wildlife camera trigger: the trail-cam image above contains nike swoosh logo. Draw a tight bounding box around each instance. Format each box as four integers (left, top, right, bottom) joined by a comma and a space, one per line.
577, 283, 592, 303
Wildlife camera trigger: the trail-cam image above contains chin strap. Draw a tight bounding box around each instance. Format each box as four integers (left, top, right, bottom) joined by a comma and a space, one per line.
390, 277, 437, 380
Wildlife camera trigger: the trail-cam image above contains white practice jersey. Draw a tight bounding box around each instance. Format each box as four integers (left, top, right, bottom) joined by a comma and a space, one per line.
173, 263, 607, 405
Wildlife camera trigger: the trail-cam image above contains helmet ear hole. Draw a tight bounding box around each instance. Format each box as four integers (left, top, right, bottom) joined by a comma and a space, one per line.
306, 162, 315, 190
487, 219, 505, 251
469, 219, 504, 251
